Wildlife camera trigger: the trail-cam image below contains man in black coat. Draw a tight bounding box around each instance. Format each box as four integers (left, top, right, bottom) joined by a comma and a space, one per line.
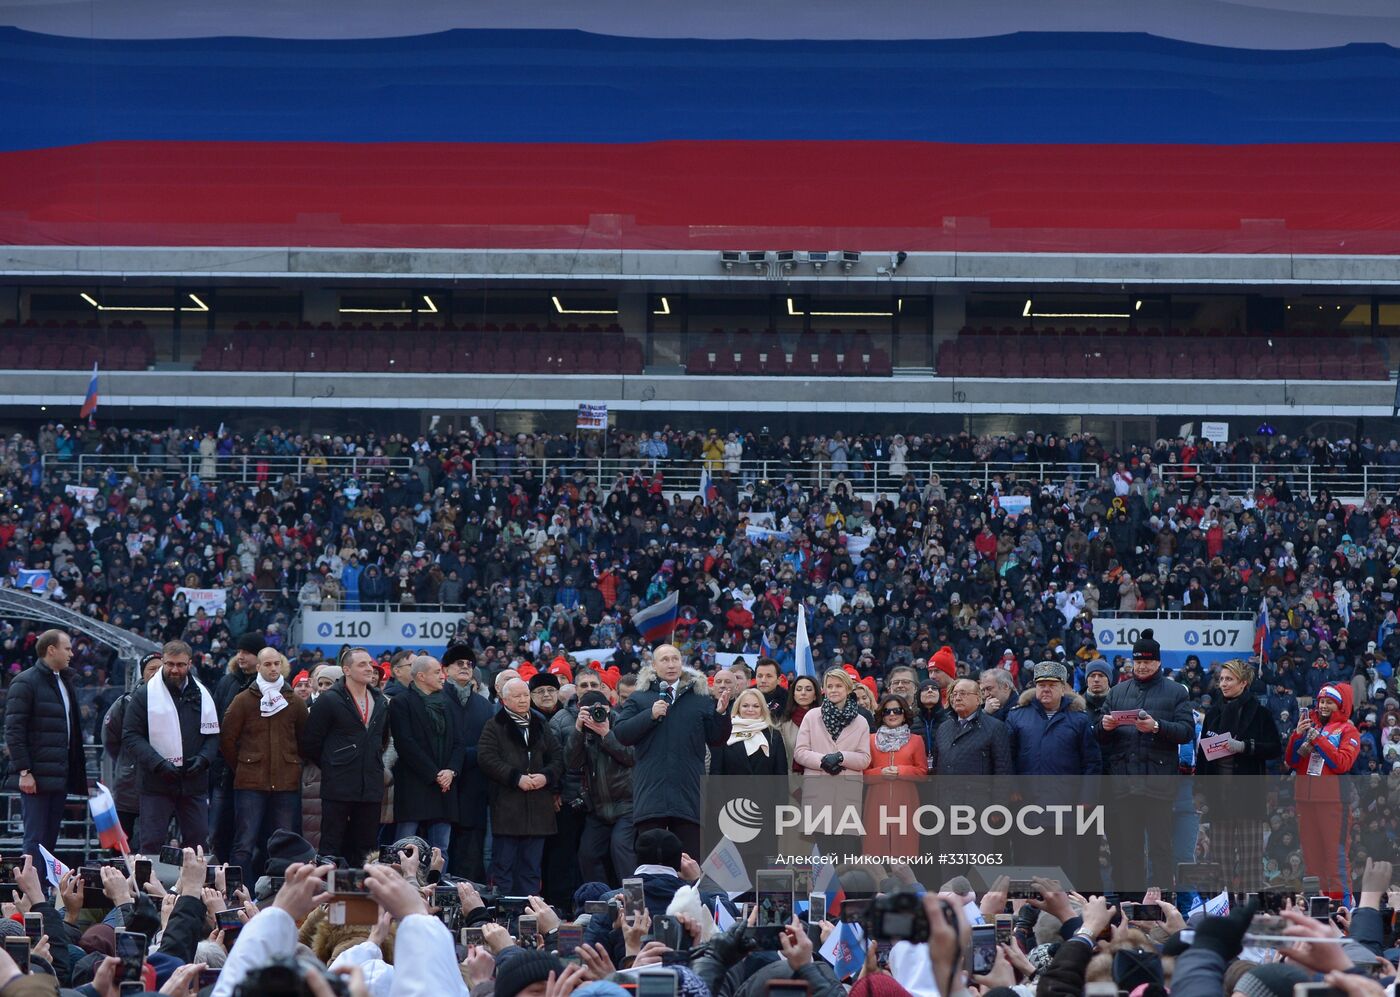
444, 646, 493, 881
121, 640, 222, 851
931, 678, 1013, 776
388, 654, 465, 860
299, 647, 391, 864
1095, 629, 1193, 898
477, 677, 564, 895
4, 630, 85, 863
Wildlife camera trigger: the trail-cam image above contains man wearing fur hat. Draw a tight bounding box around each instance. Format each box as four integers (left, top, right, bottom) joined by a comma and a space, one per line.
614, 644, 732, 857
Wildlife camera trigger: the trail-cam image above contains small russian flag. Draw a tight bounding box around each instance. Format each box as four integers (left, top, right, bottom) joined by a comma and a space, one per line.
630, 590, 680, 644
1253, 597, 1270, 664
79, 362, 99, 426
88, 782, 129, 854
811, 843, 846, 917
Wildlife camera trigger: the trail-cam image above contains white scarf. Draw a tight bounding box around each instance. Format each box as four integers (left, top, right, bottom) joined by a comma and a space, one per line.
146, 672, 219, 766
255, 674, 289, 718
726, 717, 771, 755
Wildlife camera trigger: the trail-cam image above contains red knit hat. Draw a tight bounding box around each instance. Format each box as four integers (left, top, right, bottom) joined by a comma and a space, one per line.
292, 670, 310, 686
929, 645, 957, 680
549, 656, 574, 683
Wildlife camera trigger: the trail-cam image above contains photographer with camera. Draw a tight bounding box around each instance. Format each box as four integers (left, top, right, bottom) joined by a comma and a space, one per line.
566, 688, 636, 886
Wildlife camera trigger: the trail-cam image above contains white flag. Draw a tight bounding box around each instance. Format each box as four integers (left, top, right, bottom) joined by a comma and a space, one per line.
700, 837, 752, 899
38, 845, 69, 889
714, 896, 736, 930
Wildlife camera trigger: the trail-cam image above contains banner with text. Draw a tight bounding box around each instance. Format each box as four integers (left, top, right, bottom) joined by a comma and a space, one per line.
1090, 615, 1253, 671
577, 403, 608, 430
176, 587, 227, 613
300, 610, 461, 656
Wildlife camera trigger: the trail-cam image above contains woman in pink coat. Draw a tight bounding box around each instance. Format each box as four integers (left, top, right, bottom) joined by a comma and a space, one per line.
794, 669, 872, 854
862, 693, 926, 859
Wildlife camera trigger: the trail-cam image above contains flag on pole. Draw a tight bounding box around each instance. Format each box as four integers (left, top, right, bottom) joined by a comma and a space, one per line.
794, 603, 816, 680
700, 836, 752, 899
819, 921, 865, 980
811, 844, 846, 917
1253, 598, 1269, 664
698, 466, 718, 505
714, 896, 737, 930
88, 782, 129, 854
631, 590, 680, 644
79, 362, 99, 427
37, 845, 69, 889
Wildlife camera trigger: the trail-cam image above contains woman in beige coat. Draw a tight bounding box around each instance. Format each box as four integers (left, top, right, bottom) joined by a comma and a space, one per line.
794, 669, 871, 854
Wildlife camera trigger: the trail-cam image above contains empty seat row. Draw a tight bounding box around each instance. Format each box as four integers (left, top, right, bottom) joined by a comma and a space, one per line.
196, 331, 642, 375
0, 325, 155, 370
687, 346, 892, 377
231, 320, 623, 335
938, 332, 1388, 380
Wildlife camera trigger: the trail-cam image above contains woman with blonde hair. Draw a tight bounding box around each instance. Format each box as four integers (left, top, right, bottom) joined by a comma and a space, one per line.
794, 668, 871, 853
710, 689, 788, 776
1198, 658, 1281, 891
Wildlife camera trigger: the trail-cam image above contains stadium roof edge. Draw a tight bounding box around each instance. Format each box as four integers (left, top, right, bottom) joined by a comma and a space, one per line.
4, 248, 1400, 287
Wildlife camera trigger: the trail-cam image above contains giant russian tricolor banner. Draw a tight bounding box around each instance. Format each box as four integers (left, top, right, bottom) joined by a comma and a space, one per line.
2, 0, 1400, 253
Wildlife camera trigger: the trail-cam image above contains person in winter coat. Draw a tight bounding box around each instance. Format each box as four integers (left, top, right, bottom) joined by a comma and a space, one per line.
863, 693, 926, 859
931, 679, 1013, 777
711, 689, 788, 775
476, 677, 564, 895
387, 654, 464, 859
219, 647, 308, 878
122, 640, 222, 852
614, 644, 732, 857
1197, 659, 1282, 891
912, 679, 946, 773
3, 630, 87, 864
299, 648, 390, 864
1006, 664, 1102, 777
101, 653, 164, 840
1081, 659, 1113, 727
443, 645, 493, 882
794, 669, 872, 854
567, 690, 636, 886
1095, 630, 1193, 898
210, 632, 266, 865
1285, 681, 1361, 898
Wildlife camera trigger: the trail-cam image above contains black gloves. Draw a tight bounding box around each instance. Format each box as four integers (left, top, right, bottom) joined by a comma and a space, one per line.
1190, 902, 1256, 960
155, 760, 181, 780
701, 922, 756, 966
184, 757, 209, 777
819, 752, 844, 775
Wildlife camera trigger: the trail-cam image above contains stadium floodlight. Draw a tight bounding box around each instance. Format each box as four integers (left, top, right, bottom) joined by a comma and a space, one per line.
805, 251, 828, 272
720, 251, 742, 272
746, 251, 770, 273
841, 251, 860, 272
775, 251, 796, 273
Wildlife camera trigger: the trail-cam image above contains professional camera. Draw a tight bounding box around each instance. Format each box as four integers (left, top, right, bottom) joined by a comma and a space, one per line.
586, 704, 610, 724
866, 888, 929, 943
236, 955, 348, 996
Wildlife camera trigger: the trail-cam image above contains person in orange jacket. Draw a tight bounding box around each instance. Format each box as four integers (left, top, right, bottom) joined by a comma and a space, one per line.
862, 692, 926, 860
1284, 682, 1360, 899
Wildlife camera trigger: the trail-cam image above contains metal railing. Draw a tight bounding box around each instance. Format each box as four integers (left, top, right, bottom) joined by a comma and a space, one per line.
39, 452, 416, 483
467, 456, 1400, 498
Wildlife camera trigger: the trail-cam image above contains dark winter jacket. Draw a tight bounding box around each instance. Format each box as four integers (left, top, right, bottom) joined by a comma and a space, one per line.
210, 667, 258, 788
566, 718, 634, 823
1006, 690, 1103, 776
101, 694, 140, 811
299, 680, 391, 803
1196, 691, 1282, 777
614, 666, 731, 824
3, 662, 86, 795
120, 676, 221, 797
476, 708, 564, 836
1096, 668, 1194, 796
388, 686, 465, 823
931, 708, 1013, 776
447, 684, 493, 829
709, 728, 789, 776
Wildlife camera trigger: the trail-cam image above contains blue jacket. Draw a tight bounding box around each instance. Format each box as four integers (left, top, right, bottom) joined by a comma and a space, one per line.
1005, 691, 1103, 776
